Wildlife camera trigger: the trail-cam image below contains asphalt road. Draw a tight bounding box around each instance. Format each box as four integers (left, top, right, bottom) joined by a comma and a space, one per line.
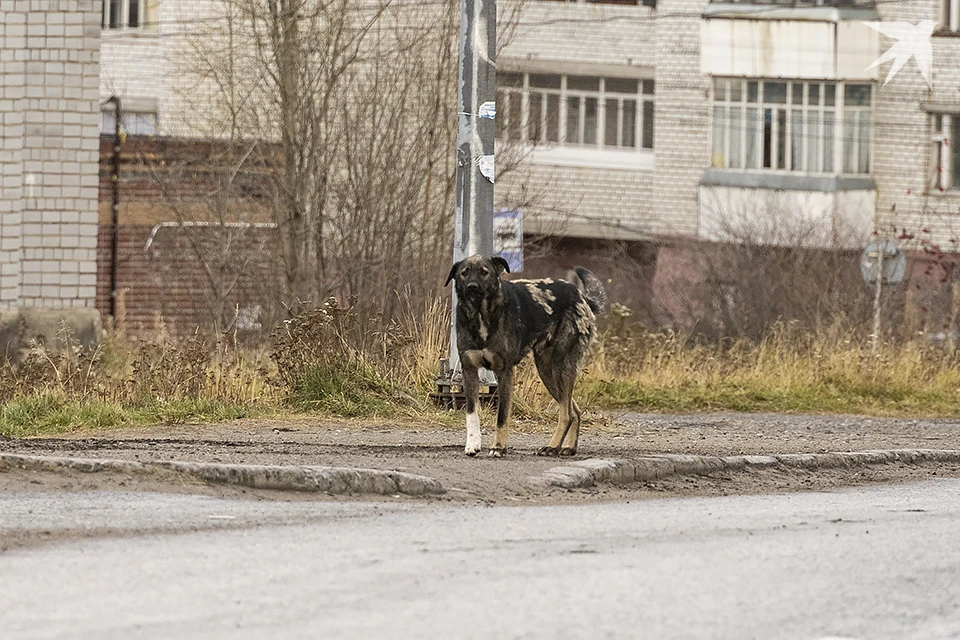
2, 480, 959, 639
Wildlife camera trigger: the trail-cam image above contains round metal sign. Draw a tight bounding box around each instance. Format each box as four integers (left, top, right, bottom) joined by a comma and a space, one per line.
860, 239, 906, 286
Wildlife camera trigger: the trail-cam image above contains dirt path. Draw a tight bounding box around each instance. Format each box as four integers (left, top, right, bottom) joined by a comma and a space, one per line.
4, 412, 960, 503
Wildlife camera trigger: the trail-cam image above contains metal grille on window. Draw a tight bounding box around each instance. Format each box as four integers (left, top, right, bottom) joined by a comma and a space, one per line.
495, 72, 653, 151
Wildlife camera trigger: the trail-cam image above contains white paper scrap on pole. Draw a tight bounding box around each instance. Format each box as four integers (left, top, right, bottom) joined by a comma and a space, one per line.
478, 101, 496, 119
478, 155, 494, 183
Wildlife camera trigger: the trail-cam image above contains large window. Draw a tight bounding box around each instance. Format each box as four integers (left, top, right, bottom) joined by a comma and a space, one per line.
102, 0, 157, 31
498, 73, 655, 151
930, 114, 960, 192
711, 78, 872, 175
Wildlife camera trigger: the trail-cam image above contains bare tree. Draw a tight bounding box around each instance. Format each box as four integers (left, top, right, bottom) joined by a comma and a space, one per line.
141, 0, 568, 339
658, 189, 880, 341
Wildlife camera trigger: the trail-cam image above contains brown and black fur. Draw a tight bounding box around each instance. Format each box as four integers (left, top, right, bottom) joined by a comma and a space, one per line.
445, 254, 607, 457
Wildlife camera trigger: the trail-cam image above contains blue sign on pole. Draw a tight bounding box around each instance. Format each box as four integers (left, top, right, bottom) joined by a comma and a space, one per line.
493, 209, 522, 272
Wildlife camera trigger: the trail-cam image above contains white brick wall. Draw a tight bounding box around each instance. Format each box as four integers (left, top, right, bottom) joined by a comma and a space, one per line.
0, 0, 101, 311
653, 0, 710, 237
498, 160, 654, 240
873, 0, 960, 248
503, 3, 656, 71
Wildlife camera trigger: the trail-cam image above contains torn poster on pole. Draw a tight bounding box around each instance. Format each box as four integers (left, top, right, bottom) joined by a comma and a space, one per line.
478, 155, 494, 183
494, 208, 523, 273
478, 101, 496, 119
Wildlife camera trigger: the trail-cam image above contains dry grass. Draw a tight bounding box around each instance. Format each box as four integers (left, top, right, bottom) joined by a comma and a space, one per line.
583, 317, 960, 416
0, 329, 279, 437
4, 299, 960, 438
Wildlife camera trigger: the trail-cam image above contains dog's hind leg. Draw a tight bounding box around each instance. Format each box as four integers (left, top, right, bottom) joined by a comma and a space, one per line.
535, 349, 579, 457
537, 332, 587, 456
539, 396, 575, 457
489, 367, 514, 457
560, 398, 582, 456
460, 350, 483, 456
533, 349, 565, 457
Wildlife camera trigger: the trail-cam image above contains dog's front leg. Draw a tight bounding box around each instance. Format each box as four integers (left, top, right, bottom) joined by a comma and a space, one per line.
460, 351, 483, 456
489, 367, 513, 457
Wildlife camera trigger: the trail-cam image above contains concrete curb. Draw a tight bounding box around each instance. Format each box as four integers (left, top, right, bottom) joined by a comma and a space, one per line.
528, 449, 960, 490
0, 453, 445, 496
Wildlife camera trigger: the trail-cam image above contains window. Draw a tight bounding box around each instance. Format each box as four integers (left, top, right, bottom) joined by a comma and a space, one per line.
942, 0, 960, 31
930, 114, 960, 192
101, 110, 158, 136
711, 78, 872, 175
102, 0, 157, 30
842, 84, 872, 175
497, 73, 655, 151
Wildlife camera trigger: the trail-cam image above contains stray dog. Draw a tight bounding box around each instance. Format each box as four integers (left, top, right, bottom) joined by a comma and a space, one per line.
445, 254, 607, 457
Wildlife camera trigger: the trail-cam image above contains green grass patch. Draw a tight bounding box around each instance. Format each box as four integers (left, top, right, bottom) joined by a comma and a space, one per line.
0, 393, 265, 438
126, 398, 261, 425
0, 393, 126, 438
288, 360, 395, 418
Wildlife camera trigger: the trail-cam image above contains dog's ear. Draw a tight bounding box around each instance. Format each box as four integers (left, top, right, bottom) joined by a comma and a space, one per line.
444, 261, 461, 287
490, 256, 510, 275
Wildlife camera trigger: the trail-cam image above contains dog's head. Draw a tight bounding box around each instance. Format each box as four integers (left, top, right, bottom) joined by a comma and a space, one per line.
444, 254, 510, 304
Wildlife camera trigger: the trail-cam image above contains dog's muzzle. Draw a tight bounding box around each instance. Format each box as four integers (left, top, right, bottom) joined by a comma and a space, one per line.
464, 282, 482, 299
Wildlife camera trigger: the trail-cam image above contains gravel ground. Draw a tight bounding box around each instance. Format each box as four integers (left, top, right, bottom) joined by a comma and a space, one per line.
3, 412, 960, 503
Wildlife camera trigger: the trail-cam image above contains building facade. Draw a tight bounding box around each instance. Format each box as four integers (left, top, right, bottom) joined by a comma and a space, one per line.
97, 0, 960, 332
0, 1, 101, 312
497, 0, 960, 248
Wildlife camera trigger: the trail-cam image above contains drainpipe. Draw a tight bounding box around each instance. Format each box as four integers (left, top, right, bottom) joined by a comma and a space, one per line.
105, 96, 121, 320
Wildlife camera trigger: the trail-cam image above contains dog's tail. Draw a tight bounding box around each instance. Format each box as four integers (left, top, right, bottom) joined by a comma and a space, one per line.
567, 266, 608, 314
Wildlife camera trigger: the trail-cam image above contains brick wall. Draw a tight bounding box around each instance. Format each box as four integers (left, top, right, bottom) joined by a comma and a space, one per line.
653, 0, 711, 238
499, 162, 655, 239
96, 223, 283, 339
96, 135, 281, 338
518, 235, 659, 324
0, 0, 101, 311
875, 0, 960, 247
503, 2, 655, 70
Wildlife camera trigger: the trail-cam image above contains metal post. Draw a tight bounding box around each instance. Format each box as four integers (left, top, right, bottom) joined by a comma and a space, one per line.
448, 0, 496, 378
107, 96, 122, 321
871, 241, 884, 353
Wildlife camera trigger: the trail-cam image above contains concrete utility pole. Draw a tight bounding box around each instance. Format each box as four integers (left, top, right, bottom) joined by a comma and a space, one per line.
448, 0, 496, 378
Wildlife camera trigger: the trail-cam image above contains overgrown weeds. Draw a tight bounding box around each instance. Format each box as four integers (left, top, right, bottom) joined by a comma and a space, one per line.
586, 317, 960, 415
4, 299, 960, 438
0, 327, 275, 437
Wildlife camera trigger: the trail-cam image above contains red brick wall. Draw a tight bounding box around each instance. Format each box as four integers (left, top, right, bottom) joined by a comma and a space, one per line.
96, 224, 283, 339
518, 236, 659, 325
97, 136, 282, 339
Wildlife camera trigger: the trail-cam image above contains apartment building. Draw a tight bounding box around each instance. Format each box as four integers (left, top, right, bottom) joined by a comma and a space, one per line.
97, 0, 960, 330
0, 1, 102, 351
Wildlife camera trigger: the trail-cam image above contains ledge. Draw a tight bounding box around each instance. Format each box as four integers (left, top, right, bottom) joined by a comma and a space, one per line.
921, 101, 960, 115
703, 3, 878, 22
530, 145, 655, 171
701, 169, 876, 193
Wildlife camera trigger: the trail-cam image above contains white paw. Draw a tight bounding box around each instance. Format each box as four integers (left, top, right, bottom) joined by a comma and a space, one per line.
464, 412, 481, 456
